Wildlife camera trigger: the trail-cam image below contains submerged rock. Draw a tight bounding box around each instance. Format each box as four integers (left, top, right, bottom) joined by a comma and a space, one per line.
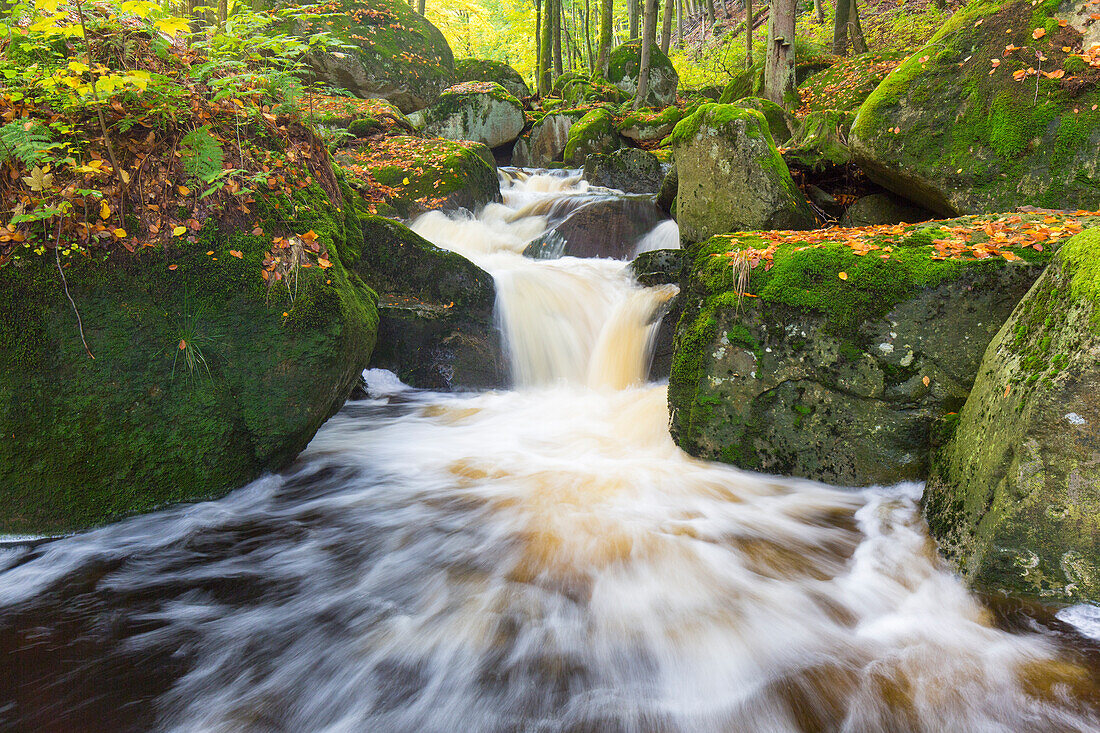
356, 216, 505, 390
850, 0, 1100, 214
926, 226, 1100, 602
671, 104, 817, 243
668, 216, 1071, 487
454, 58, 530, 99
419, 82, 525, 149
525, 196, 663, 260
0, 181, 379, 533
606, 39, 679, 106
583, 148, 664, 194
302, 0, 454, 113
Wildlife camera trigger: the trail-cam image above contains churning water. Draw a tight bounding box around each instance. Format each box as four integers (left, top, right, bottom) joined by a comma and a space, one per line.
2, 170, 1100, 732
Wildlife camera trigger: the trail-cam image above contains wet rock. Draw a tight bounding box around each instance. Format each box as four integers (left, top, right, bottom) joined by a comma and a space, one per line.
926, 226, 1100, 603
630, 248, 685, 287
302, 0, 454, 113
583, 148, 664, 194
850, 0, 1100, 214
671, 104, 817, 243
419, 82, 525, 149
355, 216, 506, 390
525, 196, 663, 260
656, 165, 678, 216
668, 217, 1059, 487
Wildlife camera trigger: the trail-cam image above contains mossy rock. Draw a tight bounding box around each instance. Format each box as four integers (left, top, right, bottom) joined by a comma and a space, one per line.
302, 0, 454, 113
338, 135, 500, 217
732, 97, 795, 144
719, 66, 762, 104
667, 214, 1085, 487
783, 109, 855, 171
583, 147, 664, 193
562, 108, 626, 166
617, 105, 683, 141
606, 39, 680, 106
454, 57, 530, 99
851, 0, 1100, 214
561, 77, 627, 106
512, 109, 590, 167
0, 181, 379, 533
354, 216, 506, 390
420, 81, 525, 148
840, 192, 934, 226
797, 50, 909, 113
926, 226, 1100, 603
670, 103, 817, 243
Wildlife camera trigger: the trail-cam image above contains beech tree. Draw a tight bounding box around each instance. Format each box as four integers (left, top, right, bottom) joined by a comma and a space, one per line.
634, 0, 657, 109
833, 0, 868, 55
764, 0, 796, 106
660, 0, 673, 53
596, 0, 613, 74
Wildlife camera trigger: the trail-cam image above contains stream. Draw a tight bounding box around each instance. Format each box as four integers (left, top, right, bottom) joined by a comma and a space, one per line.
3, 170, 1100, 731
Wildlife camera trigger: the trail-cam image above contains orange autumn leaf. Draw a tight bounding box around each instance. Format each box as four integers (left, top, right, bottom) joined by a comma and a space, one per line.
1033, 27, 1046, 39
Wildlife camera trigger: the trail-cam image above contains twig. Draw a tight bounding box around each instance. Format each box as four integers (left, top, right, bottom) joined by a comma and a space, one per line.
54, 222, 94, 360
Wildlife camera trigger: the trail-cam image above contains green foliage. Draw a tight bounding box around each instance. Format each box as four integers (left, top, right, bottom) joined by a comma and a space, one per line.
180, 125, 225, 183
0, 120, 58, 167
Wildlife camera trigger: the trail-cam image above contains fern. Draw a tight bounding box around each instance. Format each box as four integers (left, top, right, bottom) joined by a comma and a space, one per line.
0, 120, 57, 168
180, 126, 225, 183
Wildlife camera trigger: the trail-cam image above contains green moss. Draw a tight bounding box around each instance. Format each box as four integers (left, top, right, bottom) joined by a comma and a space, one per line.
669, 103, 776, 148
1058, 227, 1100, 308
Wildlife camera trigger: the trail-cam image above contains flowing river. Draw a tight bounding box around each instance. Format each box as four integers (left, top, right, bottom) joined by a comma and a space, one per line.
3, 170, 1100, 731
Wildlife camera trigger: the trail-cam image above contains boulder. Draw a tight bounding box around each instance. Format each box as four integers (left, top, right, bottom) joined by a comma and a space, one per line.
524, 196, 663, 259
733, 97, 795, 144
850, 0, 1100, 215
656, 165, 678, 215
0, 182, 379, 533
454, 58, 530, 99
797, 50, 909, 113
670, 104, 817, 243
303, 0, 454, 114
338, 135, 500, 217
583, 148, 664, 193
606, 39, 680, 106
926, 226, 1100, 602
563, 108, 627, 165
668, 215, 1075, 487
561, 77, 627, 106
840, 193, 933, 227
419, 82, 525, 149
617, 105, 684, 142
783, 109, 854, 171
356, 216, 505, 390
512, 110, 587, 167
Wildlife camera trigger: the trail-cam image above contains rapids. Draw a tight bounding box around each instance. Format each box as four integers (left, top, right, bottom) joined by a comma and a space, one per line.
2, 169, 1100, 732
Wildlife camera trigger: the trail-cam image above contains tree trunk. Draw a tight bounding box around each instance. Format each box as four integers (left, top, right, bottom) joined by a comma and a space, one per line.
660, 0, 674, 53
418, 0, 426, 14
539, 0, 553, 94
705, 0, 715, 28
833, 0, 850, 54
596, 0, 613, 75
634, 0, 658, 109
585, 0, 595, 70
553, 0, 564, 76
848, 0, 868, 53
536, 0, 543, 89
812, 0, 822, 23
217, 0, 226, 26
764, 0, 795, 107
628, 0, 640, 38
745, 0, 753, 67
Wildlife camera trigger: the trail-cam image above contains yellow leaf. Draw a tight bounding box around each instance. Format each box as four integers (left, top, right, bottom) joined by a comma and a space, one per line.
154, 17, 190, 36
838, 271, 848, 280
67, 61, 90, 74
172, 225, 187, 236
402, 177, 410, 185
113, 228, 127, 238
100, 201, 111, 219
179, 185, 191, 195
922, 376, 931, 387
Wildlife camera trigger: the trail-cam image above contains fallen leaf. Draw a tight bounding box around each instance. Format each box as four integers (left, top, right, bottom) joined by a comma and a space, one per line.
179, 340, 187, 350
838, 271, 848, 280
173, 225, 187, 236
179, 185, 191, 195
169, 264, 178, 270
922, 376, 931, 386
1033, 27, 1046, 39
230, 250, 243, 259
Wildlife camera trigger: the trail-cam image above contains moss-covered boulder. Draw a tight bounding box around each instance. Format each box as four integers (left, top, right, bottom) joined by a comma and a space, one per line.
454, 58, 530, 99
356, 216, 505, 390
512, 110, 589, 167
418, 81, 525, 148
563, 108, 626, 165
671, 104, 816, 243
0, 183, 379, 534
719, 66, 761, 104
302, 0, 454, 114
797, 51, 908, 113
783, 109, 854, 171
668, 214, 1089, 486
339, 135, 500, 217
562, 77, 627, 106
606, 39, 680, 106
733, 97, 795, 145
583, 147, 664, 193
617, 105, 683, 142
926, 226, 1100, 602
840, 193, 934, 227
850, 0, 1100, 215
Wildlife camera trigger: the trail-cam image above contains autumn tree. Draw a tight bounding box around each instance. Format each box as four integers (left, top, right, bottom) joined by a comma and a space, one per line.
764, 0, 796, 106
660, 0, 673, 53
634, 0, 657, 109
538, 0, 553, 93
833, 0, 868, 55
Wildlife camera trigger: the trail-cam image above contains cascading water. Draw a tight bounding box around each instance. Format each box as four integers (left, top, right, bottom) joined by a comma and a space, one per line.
2, 169, 1100, 732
